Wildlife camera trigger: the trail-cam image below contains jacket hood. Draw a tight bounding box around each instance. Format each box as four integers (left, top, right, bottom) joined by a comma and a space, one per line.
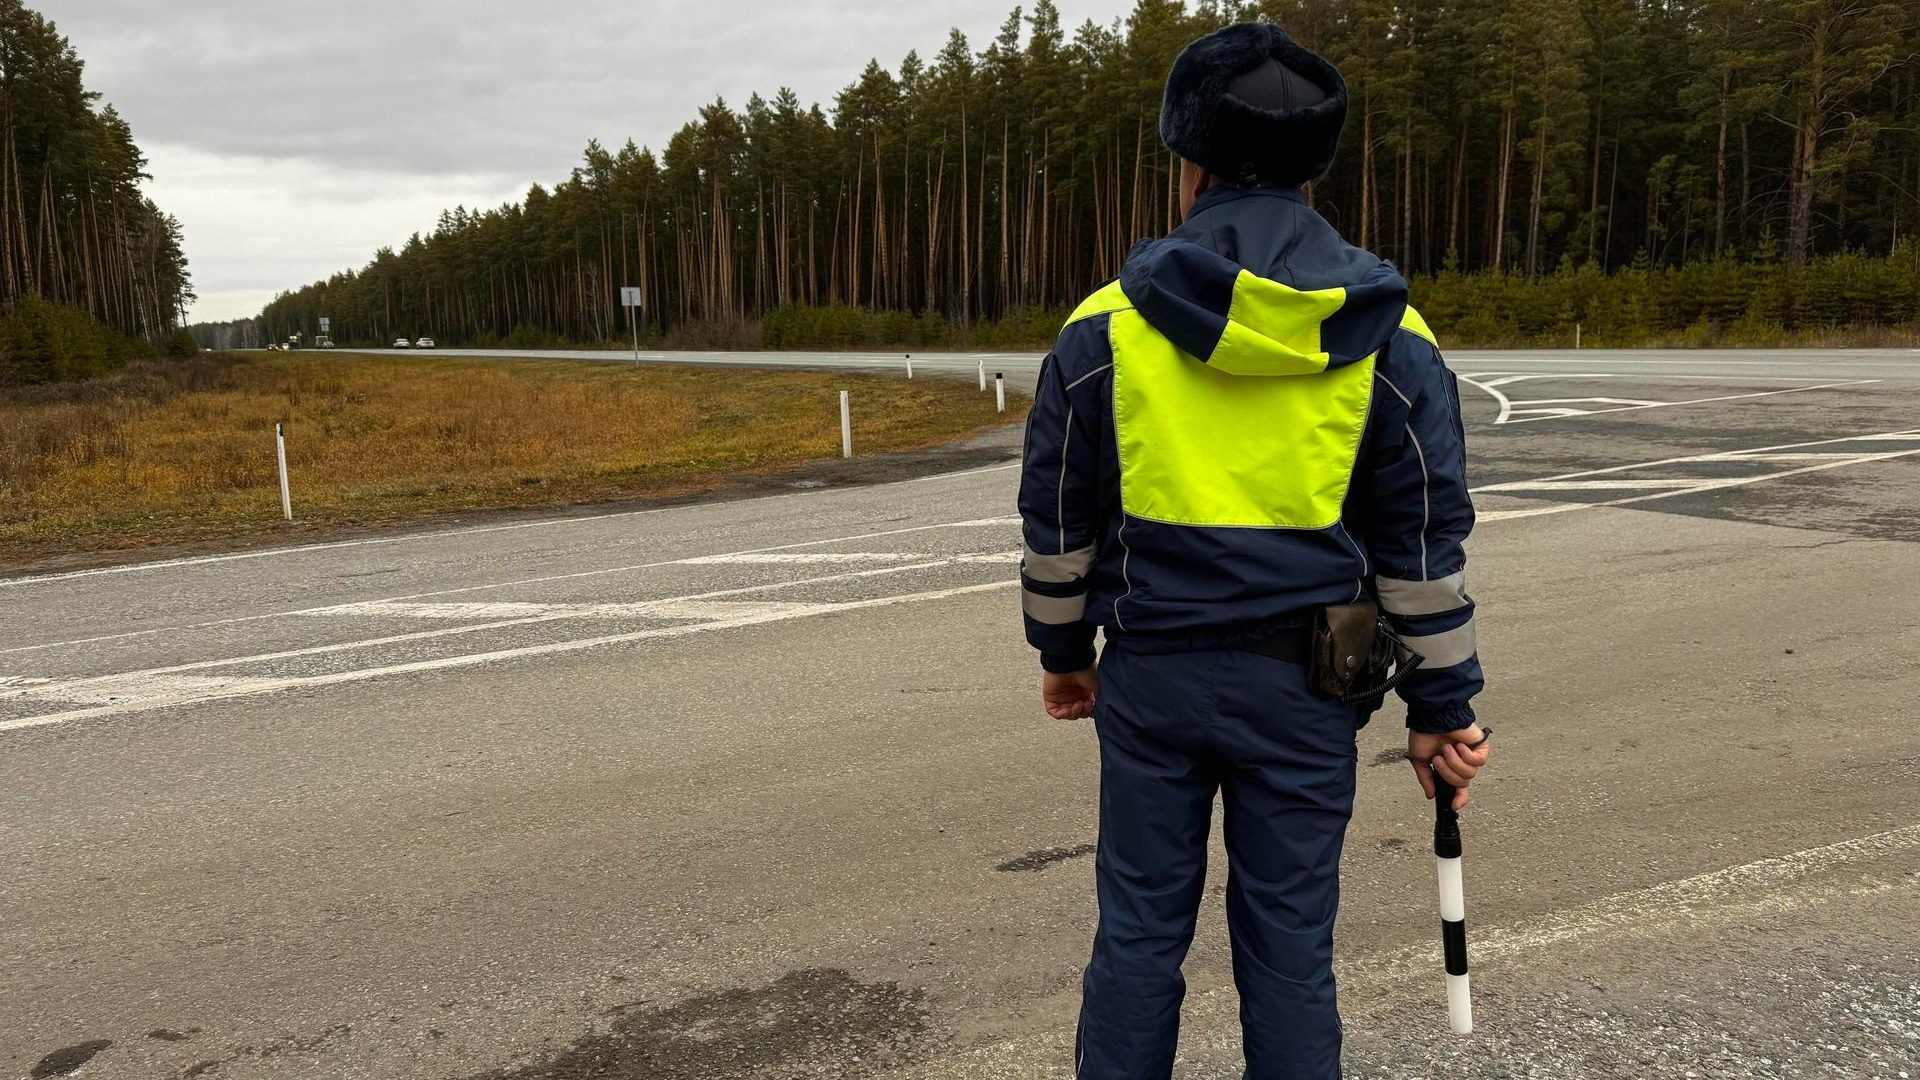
1118, 186, 1408, 376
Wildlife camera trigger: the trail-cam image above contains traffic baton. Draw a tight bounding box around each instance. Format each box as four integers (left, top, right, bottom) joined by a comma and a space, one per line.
1431, 770, 1472, 1034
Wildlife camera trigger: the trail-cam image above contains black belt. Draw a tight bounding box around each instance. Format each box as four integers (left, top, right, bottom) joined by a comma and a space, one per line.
1241, 627, 1313, 667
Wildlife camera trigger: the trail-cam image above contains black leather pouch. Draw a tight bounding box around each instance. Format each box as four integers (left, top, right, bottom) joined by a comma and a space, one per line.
1310, 601, 1380, 699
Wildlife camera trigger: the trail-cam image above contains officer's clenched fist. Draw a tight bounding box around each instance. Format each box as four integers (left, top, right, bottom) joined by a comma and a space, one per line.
1042, 667, 1099, 721
1408, 723, 1491, 810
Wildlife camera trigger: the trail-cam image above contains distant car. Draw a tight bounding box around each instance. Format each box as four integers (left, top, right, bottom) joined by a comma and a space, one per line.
316, 337, 335, 349
414, 337, 435, 349
393, 337, 411, 348
266, 343, 280, 351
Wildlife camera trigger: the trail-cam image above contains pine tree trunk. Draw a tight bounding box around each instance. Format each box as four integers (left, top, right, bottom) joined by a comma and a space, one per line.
1714, 68, 1729, 259
1788, 19, 1827, 267
960, 108, 972, 333
1493, 92, 1516, 272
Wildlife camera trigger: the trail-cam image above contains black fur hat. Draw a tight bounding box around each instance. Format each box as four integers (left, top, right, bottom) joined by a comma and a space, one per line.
1159, 23, 1349, 188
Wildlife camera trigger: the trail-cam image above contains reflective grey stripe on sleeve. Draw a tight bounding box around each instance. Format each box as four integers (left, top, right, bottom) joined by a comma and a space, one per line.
1378, 572, 1470, 616
1022, 543, 1096, 584
1400, 618, 1478, 669
1023, 589, 1088, 625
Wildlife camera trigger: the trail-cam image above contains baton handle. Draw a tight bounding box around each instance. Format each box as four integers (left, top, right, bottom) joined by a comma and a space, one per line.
1432, 773, 1473, 1034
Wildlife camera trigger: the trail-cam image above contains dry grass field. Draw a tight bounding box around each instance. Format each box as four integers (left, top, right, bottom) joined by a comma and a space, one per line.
0, 352, 1020, 568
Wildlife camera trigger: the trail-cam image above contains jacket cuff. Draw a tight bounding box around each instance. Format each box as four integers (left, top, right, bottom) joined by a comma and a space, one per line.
1041, 647, 1097, 674
1407, 700, 1477, 734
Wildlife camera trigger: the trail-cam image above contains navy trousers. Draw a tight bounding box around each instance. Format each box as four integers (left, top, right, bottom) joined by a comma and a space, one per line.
1074, 646, 1359, 1080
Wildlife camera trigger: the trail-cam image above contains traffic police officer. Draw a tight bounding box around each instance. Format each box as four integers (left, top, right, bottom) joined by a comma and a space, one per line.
1018, 23, 1492, 1080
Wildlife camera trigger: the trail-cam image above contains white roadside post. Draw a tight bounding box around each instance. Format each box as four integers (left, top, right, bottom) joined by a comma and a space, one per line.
906, 353, 914, 379
978, 360, 986, 391
1575, 322, 1582, 350
840, 391, 853, 459
620, 286, 642, 363
995, 372, 1006, 413
275, 423, 293, 522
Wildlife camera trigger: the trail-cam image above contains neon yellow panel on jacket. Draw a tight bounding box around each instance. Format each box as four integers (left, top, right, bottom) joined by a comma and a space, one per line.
1066, 273, 1428, 531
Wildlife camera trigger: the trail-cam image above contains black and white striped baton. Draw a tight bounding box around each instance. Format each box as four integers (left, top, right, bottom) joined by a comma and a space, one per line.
1431, 771, 1472, 1034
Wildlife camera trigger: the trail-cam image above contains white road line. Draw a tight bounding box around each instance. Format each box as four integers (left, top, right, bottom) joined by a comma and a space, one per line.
0, 517, 1023, 656
1493, 428, 1920, 482
679, 552, 930, 565
1352, 822, 1920, 981
308, 600, 832, 621
1469, 372, 1852, 384
7, 427, 1917, 732
0, 554, 1004, 703
880, 822, 1920, 1077
11, 428, 1917, 661
1479, 478, 1707, 492
1457, 375, 1877, 425
1501, 380, 1877, 424
1477, 448, 1920, 521
0, 581, 1017, 732
1450, 357, 1901, 368
0, 462, 1023, 589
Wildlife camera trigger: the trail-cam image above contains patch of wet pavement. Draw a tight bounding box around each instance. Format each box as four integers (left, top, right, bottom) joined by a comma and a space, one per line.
462, 968, 929, 1080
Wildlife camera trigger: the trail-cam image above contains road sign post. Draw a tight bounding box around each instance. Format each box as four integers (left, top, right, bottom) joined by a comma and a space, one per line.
620, 287, 642, 363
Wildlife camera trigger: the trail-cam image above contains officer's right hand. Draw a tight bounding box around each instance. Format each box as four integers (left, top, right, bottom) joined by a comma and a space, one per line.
1408, 723, 1490, 810
1042, 668, 1099, 721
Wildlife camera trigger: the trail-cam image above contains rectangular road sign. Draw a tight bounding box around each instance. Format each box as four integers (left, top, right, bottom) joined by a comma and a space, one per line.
620, 287, 642, 308
319, 317, 330, 332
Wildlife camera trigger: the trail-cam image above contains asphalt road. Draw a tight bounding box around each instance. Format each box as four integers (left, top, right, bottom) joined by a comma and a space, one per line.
332, 344, 1920, 389
5, 350, 1919, 1080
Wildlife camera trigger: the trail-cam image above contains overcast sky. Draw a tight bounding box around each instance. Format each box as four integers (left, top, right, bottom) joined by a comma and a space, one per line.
39, 0, 1140, 323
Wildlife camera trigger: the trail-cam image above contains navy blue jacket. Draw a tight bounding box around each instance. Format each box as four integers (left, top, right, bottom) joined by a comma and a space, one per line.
1018, 185, 1482, 733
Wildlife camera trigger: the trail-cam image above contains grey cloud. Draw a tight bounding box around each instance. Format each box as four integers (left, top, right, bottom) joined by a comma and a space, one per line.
34, 0, 1134, 321
49, 0, 1129, 176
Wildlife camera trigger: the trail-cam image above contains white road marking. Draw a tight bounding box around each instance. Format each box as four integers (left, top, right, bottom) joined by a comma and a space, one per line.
1480, 478, 1706, 491
886, 823, 1920, 1076
0, 517, 1023, 657
0, 554, 1005, 705
679, 552, 930, 565
6, 429, 1917, 733
1353, 822, 1920, 980
0, 462, 1023, 589
0, 581, 1017, 732
1450, 356, 1900, 368
1476, 431, 1920, 520
312, 599, 831, 621
1457, 374, 1877, 425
